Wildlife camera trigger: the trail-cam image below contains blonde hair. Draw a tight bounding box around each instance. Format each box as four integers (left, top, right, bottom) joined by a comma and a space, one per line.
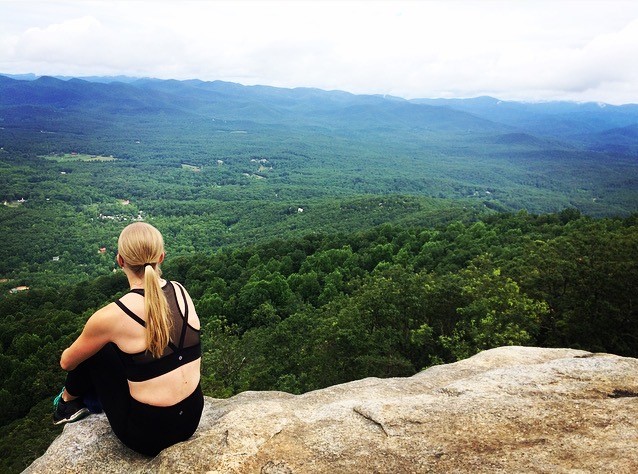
118, 222, 171, 358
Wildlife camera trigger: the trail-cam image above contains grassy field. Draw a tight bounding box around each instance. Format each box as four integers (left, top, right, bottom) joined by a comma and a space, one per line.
181, 163, 202, 171
39, 153, 117, 162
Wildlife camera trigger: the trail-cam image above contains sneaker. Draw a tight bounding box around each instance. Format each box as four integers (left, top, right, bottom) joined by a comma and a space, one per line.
52, 389, 90, 425
82, 390, 103, 414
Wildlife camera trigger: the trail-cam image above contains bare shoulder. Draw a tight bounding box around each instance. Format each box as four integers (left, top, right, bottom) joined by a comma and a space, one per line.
115, 291, 146, 314
89, 302, 124, 328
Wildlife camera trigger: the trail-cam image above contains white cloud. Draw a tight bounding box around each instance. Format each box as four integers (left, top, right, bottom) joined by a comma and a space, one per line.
1, 0, 638, 103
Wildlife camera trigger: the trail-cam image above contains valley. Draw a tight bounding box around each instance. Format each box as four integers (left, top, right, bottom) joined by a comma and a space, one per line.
0, 74, 637, 472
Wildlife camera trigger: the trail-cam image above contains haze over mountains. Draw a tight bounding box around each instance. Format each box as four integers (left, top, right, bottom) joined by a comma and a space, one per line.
3, 73, 638, 153
2, 73, 508, 136
1, 73, 637, 217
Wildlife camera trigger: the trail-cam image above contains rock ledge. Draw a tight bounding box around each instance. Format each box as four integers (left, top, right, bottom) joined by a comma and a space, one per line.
25, 346, 638, 473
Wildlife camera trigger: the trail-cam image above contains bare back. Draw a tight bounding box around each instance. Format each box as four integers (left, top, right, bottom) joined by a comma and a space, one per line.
108, 280, 201, 406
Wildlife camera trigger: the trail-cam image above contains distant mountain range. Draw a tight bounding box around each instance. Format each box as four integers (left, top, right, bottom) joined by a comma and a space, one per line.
413, 96, 638, 154
2, 73, 637, 155
1, 73, 637, 217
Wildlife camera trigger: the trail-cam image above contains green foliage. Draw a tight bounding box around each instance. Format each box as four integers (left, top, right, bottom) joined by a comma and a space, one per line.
440, 258, 547, 360
2, 77, 638, 472
1, 211, 637, 472
177, 212, 637, 397
2, 78, 638, 290
0, 398, 61, 474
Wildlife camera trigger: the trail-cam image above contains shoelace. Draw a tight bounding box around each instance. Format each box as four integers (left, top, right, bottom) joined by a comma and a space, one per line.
53, 388, 65, 409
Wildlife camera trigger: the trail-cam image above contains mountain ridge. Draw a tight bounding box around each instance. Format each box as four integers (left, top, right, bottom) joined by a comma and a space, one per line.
0, 74, 515, 136
1, 73, 637, 217
3, 73, 638, 157
4, 72, 637, 107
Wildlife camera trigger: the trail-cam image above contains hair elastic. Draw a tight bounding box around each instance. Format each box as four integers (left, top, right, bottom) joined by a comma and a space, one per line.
144, 263, 153, 269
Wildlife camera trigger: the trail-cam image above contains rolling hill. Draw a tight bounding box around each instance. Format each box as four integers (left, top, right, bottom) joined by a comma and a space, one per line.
0, 75, 637, 258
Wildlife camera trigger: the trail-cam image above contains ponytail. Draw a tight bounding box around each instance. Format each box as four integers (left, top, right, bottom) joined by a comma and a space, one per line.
118, 222, 172, 359
144, 263, 171, 358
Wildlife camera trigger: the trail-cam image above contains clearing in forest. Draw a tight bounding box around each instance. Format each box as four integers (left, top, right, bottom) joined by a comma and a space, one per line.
40, 153, 117, 162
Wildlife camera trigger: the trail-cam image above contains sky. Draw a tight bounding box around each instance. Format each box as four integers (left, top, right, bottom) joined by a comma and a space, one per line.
1, 0, 638, 104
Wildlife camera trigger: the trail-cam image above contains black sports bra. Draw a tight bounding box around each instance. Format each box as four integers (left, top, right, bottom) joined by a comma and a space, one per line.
114, 281, 201, 382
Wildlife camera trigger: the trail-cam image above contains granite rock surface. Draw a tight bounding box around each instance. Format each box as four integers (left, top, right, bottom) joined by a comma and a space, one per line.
25, 346, 638, 473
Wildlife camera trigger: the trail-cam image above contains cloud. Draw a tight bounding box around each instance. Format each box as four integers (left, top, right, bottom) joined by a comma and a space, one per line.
1, 1, 638, 104
3, 10, 184, 76
16, 16, 106, 65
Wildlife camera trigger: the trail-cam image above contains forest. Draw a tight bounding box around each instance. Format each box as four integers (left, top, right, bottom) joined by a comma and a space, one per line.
1, 210, 637, 472
0, 75, 637, 471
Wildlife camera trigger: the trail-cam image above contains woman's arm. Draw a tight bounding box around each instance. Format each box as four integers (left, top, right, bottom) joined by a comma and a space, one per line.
60, 306, 114, 371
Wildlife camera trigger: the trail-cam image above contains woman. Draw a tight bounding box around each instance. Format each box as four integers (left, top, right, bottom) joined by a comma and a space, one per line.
53, 222, 203, 456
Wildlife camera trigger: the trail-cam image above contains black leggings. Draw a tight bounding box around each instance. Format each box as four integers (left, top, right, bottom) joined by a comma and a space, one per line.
65, 343, 204, 456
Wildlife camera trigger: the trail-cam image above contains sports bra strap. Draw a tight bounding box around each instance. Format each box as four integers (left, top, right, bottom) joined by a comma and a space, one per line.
170, 283, 187, 348
114, 281, 201, 382
116, 283, 190, 349
114, 300, 146, 327
173, 281, 190, 318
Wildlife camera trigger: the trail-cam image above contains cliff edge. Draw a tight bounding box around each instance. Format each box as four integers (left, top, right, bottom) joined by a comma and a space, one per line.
25, 346, 638, 473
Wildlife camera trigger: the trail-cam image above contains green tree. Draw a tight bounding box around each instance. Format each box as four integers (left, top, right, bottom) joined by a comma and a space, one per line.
440, 256, 547, 360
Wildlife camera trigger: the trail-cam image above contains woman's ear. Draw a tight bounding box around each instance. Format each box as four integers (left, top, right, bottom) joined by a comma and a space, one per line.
158, 252, 165, 264
116, 253, 124, 268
